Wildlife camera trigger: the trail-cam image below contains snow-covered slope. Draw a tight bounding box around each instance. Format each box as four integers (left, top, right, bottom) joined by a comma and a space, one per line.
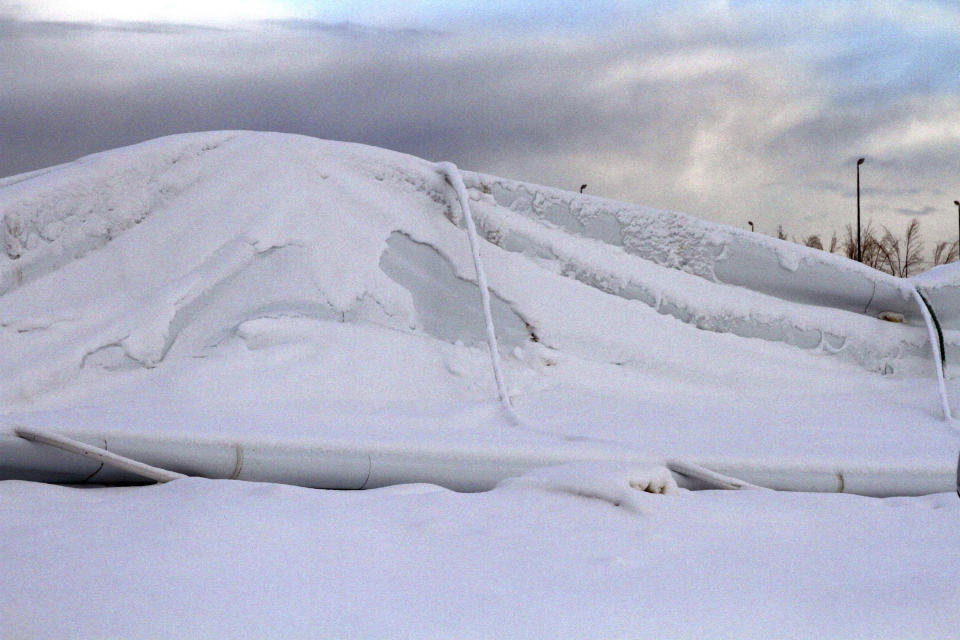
0, 131, 944, 386
0, 131, 957, 490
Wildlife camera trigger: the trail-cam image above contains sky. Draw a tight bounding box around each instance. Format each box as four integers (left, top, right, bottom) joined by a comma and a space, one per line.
2, 0, 959, 251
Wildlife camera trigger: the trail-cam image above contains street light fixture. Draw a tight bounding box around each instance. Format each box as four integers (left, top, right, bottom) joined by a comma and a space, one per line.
955, 200, 960, 249
748, 220, 754, 232
856, 158, 865, 262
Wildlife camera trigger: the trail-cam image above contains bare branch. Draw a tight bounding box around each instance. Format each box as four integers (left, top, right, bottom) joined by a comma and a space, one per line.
934, 240, 959, 265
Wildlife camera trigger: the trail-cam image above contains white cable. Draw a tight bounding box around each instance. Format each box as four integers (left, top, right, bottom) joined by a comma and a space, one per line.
437, 162, 518, 424
907, 283, 952, 421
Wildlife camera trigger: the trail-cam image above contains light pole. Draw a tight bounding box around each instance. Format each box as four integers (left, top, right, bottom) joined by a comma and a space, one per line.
856, 157, 865, 262
748, 220, 754, 232
955, 200, 960, 248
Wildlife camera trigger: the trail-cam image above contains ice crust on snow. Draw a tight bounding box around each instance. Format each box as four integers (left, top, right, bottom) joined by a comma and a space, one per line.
0, 133, 237, 292
380, 231, 529, 349
460, 172, 936, 373
464, 171, 918, 319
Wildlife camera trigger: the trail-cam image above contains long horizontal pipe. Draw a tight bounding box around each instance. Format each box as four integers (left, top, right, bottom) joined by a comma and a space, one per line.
1, 429, 953, 497
15, 427, 186, 483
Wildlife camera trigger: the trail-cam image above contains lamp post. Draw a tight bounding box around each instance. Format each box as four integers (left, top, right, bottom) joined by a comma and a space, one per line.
748, 220, 754, 232
856, 158, 865, 262
955, 200, 960, 247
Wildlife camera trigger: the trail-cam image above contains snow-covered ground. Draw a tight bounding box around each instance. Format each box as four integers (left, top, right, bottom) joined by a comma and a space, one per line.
2, 475, 958, 639
1, 131, 958, 637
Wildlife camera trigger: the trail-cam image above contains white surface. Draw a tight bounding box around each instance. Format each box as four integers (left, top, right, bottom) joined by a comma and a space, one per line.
1, 475, 958, 639
1, 132, 959, 637
0, 132, 956, 441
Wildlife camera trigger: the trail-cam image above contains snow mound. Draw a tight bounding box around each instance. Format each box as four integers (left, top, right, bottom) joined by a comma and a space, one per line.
2, 132, 959, 637
4, 477, 958, 639
1, 132, 958, 486
0, 131, 949, 406
499, 462, 678, 513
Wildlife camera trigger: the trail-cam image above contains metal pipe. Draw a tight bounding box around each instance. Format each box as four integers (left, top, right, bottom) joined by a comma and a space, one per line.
954, 200, 959, 249
856, 157, 865, 262
2, 429, 954, 496
15, 427, 186, 483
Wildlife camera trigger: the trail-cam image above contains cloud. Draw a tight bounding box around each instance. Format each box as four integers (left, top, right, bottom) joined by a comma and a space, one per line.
1, 2, 959, 245
896, 206, 937, 217
1, 0, 300, 23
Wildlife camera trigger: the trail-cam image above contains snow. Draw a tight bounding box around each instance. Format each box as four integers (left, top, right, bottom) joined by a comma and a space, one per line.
1, 131, 959, 636
913, 261, 960, 329
2, 476, 958, 639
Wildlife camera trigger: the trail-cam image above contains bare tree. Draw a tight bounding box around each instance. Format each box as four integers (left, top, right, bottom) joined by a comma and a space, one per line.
877, 218, 924, 277
842, 222, 886, 270
863, 227, 887, 271
902, 218, 924, 277
761, 217, 955, 276
874, 229, 898, 276
933, 239, 959, 266
840, 224, 857, 260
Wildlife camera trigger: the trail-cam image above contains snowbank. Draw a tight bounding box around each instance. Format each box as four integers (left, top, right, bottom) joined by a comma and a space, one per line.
2, 131, 959, 638
0, 131, 957, 490
1, 475, 957, 639
0, 132, 945, 400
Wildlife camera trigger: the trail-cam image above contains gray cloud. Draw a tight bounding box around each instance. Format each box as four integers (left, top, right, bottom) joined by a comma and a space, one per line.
2, 4, 959, 245
896, 206, 937, 217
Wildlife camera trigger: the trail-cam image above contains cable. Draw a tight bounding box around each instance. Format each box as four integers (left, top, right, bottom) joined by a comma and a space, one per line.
907, 283, 952, 421
437, 162, 518, 424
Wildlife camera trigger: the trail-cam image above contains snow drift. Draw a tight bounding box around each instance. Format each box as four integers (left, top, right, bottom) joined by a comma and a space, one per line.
0, 131, 947, 388
0, 131, 957, 491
